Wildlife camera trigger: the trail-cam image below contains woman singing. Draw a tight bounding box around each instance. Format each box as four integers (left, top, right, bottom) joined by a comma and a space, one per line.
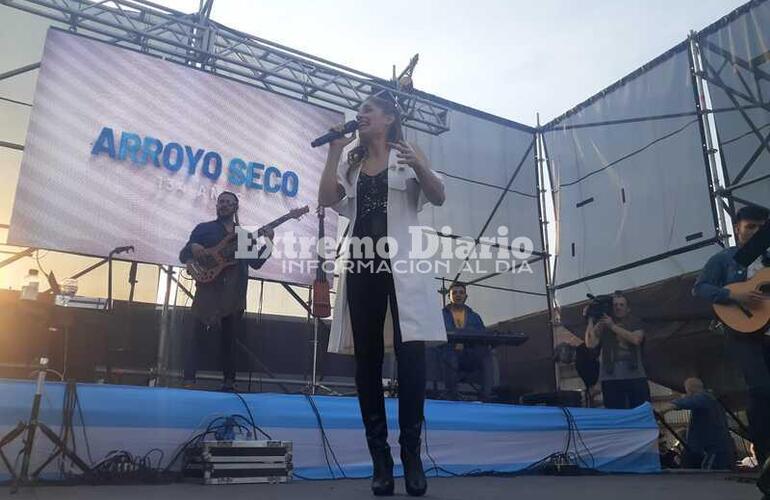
319, 91, 446, 497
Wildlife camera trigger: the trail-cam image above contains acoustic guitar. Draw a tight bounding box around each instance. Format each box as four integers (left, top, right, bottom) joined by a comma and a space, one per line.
713, 267, 770, 333
186, 206, 309, 283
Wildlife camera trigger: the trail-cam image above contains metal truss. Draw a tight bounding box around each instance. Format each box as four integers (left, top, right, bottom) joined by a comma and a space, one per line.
694, 34, 770, 212
0, 0, 450, 135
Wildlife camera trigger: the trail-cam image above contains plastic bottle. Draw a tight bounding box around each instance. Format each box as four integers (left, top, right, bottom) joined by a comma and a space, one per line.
20, 269, 40, 301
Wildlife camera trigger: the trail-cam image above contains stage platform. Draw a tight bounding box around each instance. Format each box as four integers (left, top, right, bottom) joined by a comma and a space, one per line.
1, 473, 759, 500
0, 379, 661, 481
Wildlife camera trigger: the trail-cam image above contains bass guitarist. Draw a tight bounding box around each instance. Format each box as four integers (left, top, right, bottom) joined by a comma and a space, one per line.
693, 204, 770, 471
179, 191, 273, 391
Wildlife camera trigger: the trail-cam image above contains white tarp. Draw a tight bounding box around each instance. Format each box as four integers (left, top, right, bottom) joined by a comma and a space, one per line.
405, 112, 548, 323
543, 46, 719, 304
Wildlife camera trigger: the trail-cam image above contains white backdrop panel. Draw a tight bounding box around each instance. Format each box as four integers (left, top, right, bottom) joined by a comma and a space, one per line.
553, 245, 721, 308
8, 29, 342, 286
544, 47, 717, 294
405, 110, 547, 319
407, 113, 540, 247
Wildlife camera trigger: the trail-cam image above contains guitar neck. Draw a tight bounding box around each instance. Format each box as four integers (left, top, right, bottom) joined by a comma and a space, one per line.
257, 212, 298, 234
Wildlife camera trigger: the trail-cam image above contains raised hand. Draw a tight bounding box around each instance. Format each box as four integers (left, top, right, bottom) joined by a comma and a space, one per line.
388, 140, 425, 171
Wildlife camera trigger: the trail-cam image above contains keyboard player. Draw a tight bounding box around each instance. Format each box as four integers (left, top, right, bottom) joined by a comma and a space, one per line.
438, 283, 497, 401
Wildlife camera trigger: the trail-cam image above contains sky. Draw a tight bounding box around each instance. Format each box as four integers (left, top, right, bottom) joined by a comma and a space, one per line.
159, 0, 747, 125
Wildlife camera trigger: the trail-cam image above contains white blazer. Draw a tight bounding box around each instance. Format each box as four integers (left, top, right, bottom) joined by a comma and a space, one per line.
327, 147, 447, 355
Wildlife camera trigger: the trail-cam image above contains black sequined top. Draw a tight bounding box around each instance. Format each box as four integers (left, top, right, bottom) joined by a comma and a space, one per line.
352, 169, 388, 240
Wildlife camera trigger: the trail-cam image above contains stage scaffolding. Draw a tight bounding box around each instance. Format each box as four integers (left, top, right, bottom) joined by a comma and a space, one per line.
0, 0, 554, 390
541, 0, 769, 309
1, 0, 768, 393
0, 0, 449, 135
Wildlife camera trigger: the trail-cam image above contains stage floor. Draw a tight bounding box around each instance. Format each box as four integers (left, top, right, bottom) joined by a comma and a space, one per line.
1, 473, 759, 500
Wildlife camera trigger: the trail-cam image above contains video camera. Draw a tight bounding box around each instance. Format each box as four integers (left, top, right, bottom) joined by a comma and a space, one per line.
585, 294, 614, 321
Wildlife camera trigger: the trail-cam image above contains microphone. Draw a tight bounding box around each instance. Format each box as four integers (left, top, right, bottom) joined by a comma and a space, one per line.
311, 120, 358, 148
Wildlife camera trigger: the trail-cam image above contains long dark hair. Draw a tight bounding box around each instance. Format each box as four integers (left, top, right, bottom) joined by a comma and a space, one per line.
347, 93, 404, 182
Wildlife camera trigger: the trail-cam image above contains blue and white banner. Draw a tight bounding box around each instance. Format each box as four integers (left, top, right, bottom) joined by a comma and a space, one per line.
8, 29, 342, 285
0, 380, 660, 480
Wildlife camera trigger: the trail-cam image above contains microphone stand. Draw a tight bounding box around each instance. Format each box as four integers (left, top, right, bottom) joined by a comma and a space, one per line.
128, 262, 138, 305
0, 358, 90, 491
106, 246, 134, 311
105, 247, 134, 382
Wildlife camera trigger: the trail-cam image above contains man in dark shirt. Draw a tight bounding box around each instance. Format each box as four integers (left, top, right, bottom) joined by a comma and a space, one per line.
692, 205, 770, 467
179, 191, 272, 391
660, 377, 736, 469
585, 291, 650, 409
439, 283, 496, 401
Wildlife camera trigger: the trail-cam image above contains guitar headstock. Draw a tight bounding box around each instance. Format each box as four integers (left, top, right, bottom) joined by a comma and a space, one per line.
290, 205, 310, 219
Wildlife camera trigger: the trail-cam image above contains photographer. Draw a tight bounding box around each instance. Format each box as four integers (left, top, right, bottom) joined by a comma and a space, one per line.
584, 291, 650, 409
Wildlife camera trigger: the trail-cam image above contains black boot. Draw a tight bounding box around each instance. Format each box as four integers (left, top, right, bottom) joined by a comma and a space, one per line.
399, 424, 427, 497
365, 416, 394, 496
370, 445, 394, 496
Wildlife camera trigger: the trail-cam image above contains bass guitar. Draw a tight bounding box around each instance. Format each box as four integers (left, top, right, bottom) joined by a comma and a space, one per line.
186, 206, 309, 283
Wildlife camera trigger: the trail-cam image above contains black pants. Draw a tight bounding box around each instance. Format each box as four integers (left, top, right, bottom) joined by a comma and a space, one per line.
725, 331, 770, 463
346, 263, 426, 445
438, 344, 495, 399
184, 312, 242, 383
601, 378, 650, 409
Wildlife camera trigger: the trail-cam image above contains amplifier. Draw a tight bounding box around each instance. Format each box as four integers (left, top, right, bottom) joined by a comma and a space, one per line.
183, 440, 293, 485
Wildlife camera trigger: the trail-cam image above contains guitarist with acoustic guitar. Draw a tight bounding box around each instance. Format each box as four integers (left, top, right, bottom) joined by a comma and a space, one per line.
179, 191, 274, 392
693, 205, 770, 481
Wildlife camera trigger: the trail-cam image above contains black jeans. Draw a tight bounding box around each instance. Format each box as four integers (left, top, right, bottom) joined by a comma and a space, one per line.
725, 330, 770, 463
184, 312, 242, 383
601, 378, 650, 409
346, 262, 426, 444
438, 344, 495, 399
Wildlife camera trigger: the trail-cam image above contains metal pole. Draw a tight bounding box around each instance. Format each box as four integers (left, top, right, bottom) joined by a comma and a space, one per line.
689, 33, 732, 244
0, 141, 24, 151
0, 248, 35, 270
69, 258, 108, 280
106, 253, 113, 311
440, 277, 447, 308
721, 171, 770, 195
0, 62, 40, 82
155, 265, 173, 386
535, 119, 558, 392
18, 366, 46, 483
311, 317, 319, 395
